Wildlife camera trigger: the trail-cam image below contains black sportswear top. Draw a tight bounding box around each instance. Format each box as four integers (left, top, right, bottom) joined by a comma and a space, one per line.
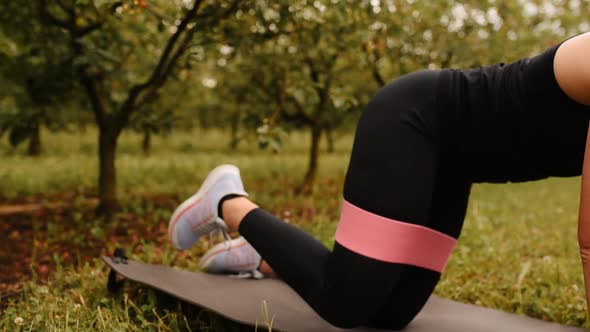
438, 43, 590, 183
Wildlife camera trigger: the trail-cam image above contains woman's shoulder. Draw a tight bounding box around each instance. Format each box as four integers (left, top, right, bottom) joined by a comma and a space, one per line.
554, 32, 590, 106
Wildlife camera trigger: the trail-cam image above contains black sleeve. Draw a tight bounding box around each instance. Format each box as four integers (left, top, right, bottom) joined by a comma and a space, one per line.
522, 37, 586, 109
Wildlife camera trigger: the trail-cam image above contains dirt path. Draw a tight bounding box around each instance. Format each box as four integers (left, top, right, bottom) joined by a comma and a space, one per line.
0, 199, 98, 216
0, 199, 100, 304
0, 195, 175, 307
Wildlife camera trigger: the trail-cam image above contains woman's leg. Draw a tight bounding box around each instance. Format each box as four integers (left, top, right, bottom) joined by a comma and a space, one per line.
228, 70, 459, 329
366, 157, 472, 328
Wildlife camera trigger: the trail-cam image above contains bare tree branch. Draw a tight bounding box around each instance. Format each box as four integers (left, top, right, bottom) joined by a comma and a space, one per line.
120, 0, 204, 120
361, 41, 386, 87
251, 75, 275, 100
145, 0, 204, 83
155, 26, 197, 87
371, 48, 386, 87
131, 0, 244, 119
55, 0, 74, 16
440, 49, 454, 68
76, 22, 102, 37
39, 0, 100, 37
304, 56, 319, 84
283, 96, 314, 125
132, 18, 201, 112
251, 67, 313, 126
38, 0, 71, 30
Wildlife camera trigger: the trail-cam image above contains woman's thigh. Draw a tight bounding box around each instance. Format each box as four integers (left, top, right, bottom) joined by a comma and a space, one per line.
343, 69, 443, 226
316, 70, 472, 329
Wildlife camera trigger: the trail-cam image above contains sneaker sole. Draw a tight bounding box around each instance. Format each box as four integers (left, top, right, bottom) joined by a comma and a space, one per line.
168, 164, 242, 249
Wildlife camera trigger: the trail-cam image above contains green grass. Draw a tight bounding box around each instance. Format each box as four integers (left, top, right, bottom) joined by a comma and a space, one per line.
0, 128, 352, 199
1, 128, 589, 330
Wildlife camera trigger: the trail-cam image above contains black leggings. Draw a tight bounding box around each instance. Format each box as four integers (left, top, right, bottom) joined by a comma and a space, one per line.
238, 70, 473, 329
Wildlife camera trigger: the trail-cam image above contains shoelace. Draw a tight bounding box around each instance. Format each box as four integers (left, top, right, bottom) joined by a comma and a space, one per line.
203, 221, 264, 280
193, 217, 232, 250
206, 217, 233, 250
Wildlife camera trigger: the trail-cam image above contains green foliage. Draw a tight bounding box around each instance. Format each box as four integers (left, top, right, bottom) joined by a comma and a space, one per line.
359, 0, 590, 81
197, 0, 590, 189
256, 121, 287, 152
0, 2, 77, 150
11, 0, 255, 209
3, 0, 590, 192
2, 1, 590, 141
130, 96, 175, 136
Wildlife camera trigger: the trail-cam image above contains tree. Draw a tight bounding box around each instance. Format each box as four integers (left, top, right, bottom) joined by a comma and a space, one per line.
237, 1, 370, 193
37, 0, 244, 213
360, 0, 589, 88
0, 2, 75, 156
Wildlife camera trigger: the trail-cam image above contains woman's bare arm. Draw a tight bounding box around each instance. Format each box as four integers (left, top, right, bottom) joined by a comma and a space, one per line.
579, 129, 590, 318
554, 32, 590, 318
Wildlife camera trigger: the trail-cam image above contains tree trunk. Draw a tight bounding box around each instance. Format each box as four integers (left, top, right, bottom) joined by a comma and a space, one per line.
326, 126, 334, 154
229, 112, 240, 150
198, 111, 209, 130
97, 128, 120, 214
142, 129, 151, 156
27, 124, 41, 157
298, 125, 322, 194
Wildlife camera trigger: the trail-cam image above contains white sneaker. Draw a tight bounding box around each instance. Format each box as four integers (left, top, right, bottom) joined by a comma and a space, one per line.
199, 236, 263, 278
168, 164, 248, 250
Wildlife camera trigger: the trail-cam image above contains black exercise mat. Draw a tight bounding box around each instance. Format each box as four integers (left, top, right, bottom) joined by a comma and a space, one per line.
102, 256, 587, 331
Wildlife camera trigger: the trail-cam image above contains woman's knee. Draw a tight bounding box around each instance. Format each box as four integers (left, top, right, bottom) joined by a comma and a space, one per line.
308, 243, 402, 328
313, 243, 440, 329
312, 296, 381, 329
311, 291, 413, 329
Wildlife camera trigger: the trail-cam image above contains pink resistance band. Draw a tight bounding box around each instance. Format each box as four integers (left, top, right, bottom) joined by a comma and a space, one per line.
334, 200, 457, 273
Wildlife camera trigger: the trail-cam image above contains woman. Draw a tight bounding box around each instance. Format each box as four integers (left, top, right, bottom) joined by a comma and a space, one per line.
168, 32, 590, 329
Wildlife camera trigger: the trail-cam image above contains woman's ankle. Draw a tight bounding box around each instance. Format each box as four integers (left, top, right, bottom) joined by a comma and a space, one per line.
221, 197, 259, 231
217, 194, 243, 219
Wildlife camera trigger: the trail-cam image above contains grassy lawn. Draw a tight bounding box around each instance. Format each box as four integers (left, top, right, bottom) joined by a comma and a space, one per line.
0, 128, 588, 330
